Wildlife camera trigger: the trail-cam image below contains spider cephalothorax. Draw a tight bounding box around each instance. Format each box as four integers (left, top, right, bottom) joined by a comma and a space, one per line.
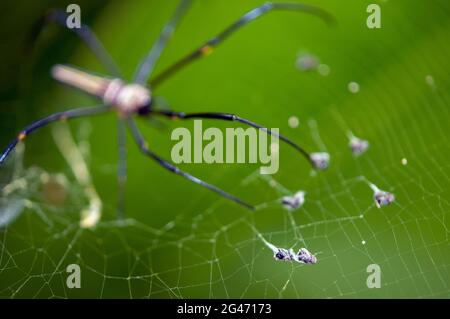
103, 80, 151, 115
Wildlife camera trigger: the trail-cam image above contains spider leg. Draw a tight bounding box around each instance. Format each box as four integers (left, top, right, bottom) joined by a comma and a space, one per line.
117, 119, 128, 218
43, 9, 121, 76
154, 110, 313, 167
134, 0, 192, 84
0, 105, 109, 165
126, 118, 254, 210
150, 2, 334, 87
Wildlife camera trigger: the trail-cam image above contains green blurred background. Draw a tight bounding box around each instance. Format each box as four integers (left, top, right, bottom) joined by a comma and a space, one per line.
0, 0, 449, 298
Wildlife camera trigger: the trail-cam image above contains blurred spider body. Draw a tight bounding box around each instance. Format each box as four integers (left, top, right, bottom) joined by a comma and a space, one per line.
51, 65, 152, 116
0, 1, 333, 212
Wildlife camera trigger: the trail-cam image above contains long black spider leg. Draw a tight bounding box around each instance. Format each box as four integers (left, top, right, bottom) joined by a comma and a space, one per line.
126, 118, 254, 210
42, 9, 121, 77
0, 105, 109, 165
150, 2, 334, 87
134, 0, 192, 84
154, 110, 313, 167
117, 119, 128, 218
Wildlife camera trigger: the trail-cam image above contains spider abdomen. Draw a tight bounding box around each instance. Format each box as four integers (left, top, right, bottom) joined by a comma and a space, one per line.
52, 64, 151, 115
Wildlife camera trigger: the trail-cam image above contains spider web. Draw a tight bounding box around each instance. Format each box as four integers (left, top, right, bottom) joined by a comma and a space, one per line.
0, 101, 448, 298
1, 0, 450, 299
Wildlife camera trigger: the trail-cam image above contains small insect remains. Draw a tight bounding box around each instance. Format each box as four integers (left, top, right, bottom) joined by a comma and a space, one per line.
348, 132, 369, 156
256, 230, 318, 265
310, 152, 330, 170
0, 1, 333, 213
282, 190, 305, 211
359, 177, 395, 208
295, 52, 320, 72
373, 189, 395, 208
273, 247, 317, 264
297, 248, 318, 264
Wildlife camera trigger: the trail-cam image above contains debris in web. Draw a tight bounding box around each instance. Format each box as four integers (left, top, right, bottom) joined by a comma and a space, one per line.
1, 143, 61, 227
282, 191, 305, 211
274, 247, 296, 261
360, 177, 395, 208
308, 119, 330, 171
295, 52, 330, 77
51, 123, 102, 228
255, 229, 317, 265
1, 123, 100, 229
310, 152, 330, 170
373, 189, 395, 208
295, 52, 320, 72
297, 247, 318, 264
248, 173, 307, 212
348, 132, 369, 156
